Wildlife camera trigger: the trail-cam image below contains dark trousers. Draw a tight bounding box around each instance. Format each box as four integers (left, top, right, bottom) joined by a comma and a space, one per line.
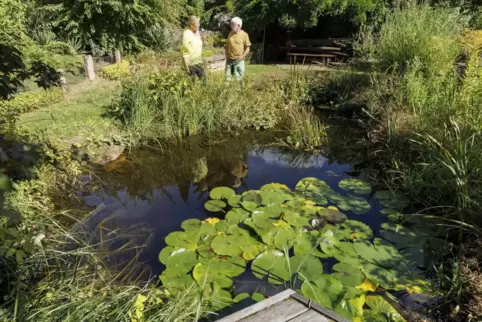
188, 64, 206, 84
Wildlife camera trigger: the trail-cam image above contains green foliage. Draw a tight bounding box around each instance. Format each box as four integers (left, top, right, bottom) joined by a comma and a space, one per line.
0, 0, 26, 46
102, 61, 131, 80
282, 107, 328, 152
44, 41, 76, 55
158, 178, 435, 319
111, 71, 284, 143
0, 90, 63, 115
372, 5, 468, 75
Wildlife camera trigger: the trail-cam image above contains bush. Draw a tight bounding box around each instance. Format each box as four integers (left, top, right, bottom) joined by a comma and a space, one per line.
44, 41, 76, 55
102, 61, 130, 80
459, 29, 482, 55
281, 107, 327, 151
0, 89, 63, 114
374, 5, 467, 75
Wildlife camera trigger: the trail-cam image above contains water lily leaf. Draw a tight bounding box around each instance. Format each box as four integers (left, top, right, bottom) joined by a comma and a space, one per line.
192, 263, 233, 288
210, 187, 236, 200
160, 269, 195, 292
296, 177, 329, 192
205, 200, 227, 212
332, 263, 366, 287
199, 222, 218, 236
225, 208, 250, 225
332, 242, 360, 265
329, 194, 352, 211
334, 295, 365, 321
289, 254, 323, 282
242, 201, 258, 211
373, 190, 392, 200
215, 220, 229, 232
252, 250, 289, 284
301, 280, 333, 309
319, 229, 339, 255
294, 232, 329, 258
381, 208, 399, 215
252, 292, 265, 302
283, 211, 309, 227
342, 220, 373, 240
400, 247, 428, 268
343, 286, 366, 300
241, 244, 262, 260
353, 241, 381, 265
197, 244, 216, 259
158, 246, 174, 265
339, 178, 372, 195
285, 197, 316, 209
242, 191, 262, 204
234, 293, 250, 303
227, 195, 242, 207
304, 191, 328, 206
165, 249, 198, 273
379, 194, 410, 211
211, 235, 242, 256
318, 208, 347, 224
165, 231, 198, 247
260, 190, 285, 205
344, 194, 371, 214
272, 220, 291, 229
274, 229, 296, 250
181, 219, 202, 231
360, 261, 397, 289
365, 295, 406, 321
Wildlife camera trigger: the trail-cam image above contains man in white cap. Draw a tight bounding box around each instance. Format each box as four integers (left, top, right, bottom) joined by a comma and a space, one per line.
225, 17, 251, 83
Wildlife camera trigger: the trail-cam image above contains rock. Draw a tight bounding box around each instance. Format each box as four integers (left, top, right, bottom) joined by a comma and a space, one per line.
92, 145, 125, 165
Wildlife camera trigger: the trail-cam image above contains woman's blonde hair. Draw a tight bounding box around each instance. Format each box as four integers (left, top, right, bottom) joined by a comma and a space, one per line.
188, 15, 200, 27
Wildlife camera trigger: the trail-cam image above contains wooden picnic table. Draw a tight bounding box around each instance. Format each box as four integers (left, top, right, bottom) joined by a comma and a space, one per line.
280, 46, 341, 51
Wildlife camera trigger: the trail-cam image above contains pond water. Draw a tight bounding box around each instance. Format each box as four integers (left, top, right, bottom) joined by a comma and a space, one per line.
71, 125, 433, 320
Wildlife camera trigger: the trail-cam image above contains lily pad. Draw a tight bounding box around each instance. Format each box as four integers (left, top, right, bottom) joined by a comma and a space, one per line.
192, 263, 233, 288
211, 235, 242, 256
160, 269, 195, 292
319, 229, 339, 255
365, 295, 405, 321
318, 208, 347, 224
301, 274, 344, 309
158, 246, 174, 265
274, 229, 296, 250
342, 220, 373, 240
283, 211, 309, 227
181, 218, 202, 231
252, 292, 265, 302
165, 249, 198, 273
210, 187, 236, 200
210, 287, 233, 311
260, 190, 286, 205
334, 295, 365, 321
197, 244, 216, 259
227, 195, 242, 207
225, 208, 250, 225
241, 244, 262, 260
296, 177, 329, 192
360, 261, 397, 289
165, 231, 198, 248
233, 293, 250, 303
344, 194, 371, 214
205, 200, 227, 212
215, 220, 229, 232
332, 263, 366, 287
289, 254, 324, 282
304, 191, 328, 206
294, 232, 330, 258
252, 250, 290, 285
339, 178, 372, 195
301, 280, 333, 309
379, 194, 410, 211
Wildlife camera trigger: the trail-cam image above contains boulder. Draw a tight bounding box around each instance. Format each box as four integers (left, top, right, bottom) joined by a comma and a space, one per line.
92, 145, 125, 165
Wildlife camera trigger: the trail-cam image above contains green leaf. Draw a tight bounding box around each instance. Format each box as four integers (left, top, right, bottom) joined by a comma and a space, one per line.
274, 229, 296, 250
227, 195, 242, 207
319, 229, 339, 255
192, 263, 233, 288
158, 246, 174, 265
344, 194, 371, 214
181, 219, 201, 231
332, 263, 366, 287
342, 220, 373, 240
260, 190, 286, 205
339, 178, 372, 194
252, 250, 289, 285
160, 269, 195, 292
165, 231, 198, 247
215, 220, 229, 232
234, 293, 250, 303
205, 200, 227, 212
289, 254, 323, 282
165, 249, 198, 273
301, 280, 333, 309
211, 235, 242, 256
318, 208, 347, 224
226, 208, 250, 225
252, 292, 265, 302
365, 295, 406, 321
210, 187, 236, 200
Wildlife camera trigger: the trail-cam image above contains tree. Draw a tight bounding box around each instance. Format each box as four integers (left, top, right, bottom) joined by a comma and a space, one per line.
47, 0, 186, 52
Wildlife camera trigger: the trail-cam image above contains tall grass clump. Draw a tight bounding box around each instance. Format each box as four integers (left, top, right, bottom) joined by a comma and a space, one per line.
281, 107, 327, 151
111, 70, 284, 143
375, 5, 467, 75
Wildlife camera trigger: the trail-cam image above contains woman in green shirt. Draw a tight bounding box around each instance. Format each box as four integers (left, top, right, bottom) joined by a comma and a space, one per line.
182, 16, 205, 83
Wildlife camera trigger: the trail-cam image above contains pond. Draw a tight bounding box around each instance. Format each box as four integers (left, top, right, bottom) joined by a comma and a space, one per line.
72, 125, 436, 321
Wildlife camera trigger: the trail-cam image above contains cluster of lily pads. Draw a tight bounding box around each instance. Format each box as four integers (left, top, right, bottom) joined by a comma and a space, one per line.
159, 177, 436, 321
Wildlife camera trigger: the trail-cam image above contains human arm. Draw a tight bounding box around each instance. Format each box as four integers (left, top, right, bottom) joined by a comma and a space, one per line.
240, 32, 252, 60
181, 31, 190, 71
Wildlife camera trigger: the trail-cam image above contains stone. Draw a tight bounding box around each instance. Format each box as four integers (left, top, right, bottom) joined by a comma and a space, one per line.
92, 145, 125, 165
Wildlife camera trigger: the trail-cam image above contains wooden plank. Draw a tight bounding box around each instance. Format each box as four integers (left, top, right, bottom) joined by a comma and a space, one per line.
289, 310, 333, 322
240, 298, 308, 322
290, 293, 351, 322
287, 53, 335, 58
217, 289, 296, 322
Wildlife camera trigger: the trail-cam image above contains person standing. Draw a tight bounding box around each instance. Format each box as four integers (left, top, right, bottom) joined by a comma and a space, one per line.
225, 17, 251, 83
182, 16, 206, 83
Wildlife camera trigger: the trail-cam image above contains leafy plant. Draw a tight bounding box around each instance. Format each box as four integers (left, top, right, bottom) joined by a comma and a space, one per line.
102, 61, 130, 80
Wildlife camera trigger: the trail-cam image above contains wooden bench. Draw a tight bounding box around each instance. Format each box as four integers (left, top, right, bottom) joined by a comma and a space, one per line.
287, 53, 335, 66
280, 38, 350, 65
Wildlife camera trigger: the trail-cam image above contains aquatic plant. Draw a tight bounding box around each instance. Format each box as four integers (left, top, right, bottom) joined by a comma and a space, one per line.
158, 178, 437, 321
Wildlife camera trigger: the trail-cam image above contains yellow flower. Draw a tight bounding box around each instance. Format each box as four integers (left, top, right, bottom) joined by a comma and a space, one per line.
204, 217, 220, 225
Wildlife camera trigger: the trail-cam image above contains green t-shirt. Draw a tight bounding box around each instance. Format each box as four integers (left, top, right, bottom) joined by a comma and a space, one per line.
226, 30, 251, 60
182, 29, 203, 65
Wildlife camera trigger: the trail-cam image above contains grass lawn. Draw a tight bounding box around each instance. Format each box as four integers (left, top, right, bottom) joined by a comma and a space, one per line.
17, 79, 122, 148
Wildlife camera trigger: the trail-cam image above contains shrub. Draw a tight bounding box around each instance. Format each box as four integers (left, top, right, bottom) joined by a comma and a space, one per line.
44, 41, 76, 55
0, 89, 63, 114
375, 5, 467, 75
459, 29, 482, 55
102, 60, 130, 80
